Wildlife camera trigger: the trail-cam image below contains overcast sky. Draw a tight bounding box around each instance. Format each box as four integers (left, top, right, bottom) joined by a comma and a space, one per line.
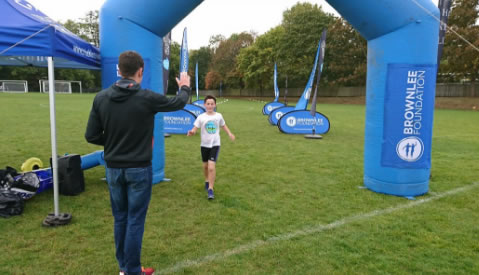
26, 0, 439, 50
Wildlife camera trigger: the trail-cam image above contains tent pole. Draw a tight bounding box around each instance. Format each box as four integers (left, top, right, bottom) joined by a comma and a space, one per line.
47, 56, 60, 216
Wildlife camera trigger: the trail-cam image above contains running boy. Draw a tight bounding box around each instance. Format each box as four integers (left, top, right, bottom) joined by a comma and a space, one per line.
187, 95, 235, 199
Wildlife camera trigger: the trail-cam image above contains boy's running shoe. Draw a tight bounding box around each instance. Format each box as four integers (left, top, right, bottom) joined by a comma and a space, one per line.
205, 181, 209, 190
207, 189, 215, 200
141, 267, 155, 275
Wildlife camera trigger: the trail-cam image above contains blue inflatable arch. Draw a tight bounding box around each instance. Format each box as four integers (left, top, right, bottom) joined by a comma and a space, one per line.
100, 0, 439, 196
326, 0, 440, 196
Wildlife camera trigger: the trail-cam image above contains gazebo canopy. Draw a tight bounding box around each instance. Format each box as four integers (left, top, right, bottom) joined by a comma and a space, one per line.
0, 0, 100, 69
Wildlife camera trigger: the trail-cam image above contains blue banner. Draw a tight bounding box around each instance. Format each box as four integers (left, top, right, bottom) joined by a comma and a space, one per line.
163, 109, 197, 134
278, 110, 330, 134
274, 63, 279, 102
381, 64, 437, 169
180, 28, 188, 73
184, 103, 205, 117
193, 99, 204, 108
263, 102, 286, 115
295, 39, 321, 110
268, 106, 295, 125
437, 0, 452, 66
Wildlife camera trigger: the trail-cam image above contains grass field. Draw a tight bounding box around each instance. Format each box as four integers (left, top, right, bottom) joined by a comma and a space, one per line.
1, 93, 478, 274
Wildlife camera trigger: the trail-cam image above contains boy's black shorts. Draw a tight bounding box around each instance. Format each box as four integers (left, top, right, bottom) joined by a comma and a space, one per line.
201, 146, 220, 162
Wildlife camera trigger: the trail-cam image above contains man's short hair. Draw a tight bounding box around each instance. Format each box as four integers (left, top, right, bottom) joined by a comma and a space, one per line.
118, 51, 144, 78
204, 95, 216, 104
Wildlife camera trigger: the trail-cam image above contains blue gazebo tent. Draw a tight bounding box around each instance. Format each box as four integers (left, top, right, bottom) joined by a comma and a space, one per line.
0, 0, 101, 219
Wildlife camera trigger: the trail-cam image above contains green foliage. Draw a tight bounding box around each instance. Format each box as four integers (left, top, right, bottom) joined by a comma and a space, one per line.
167, 42, 180, 94
324, 17, 367, 86
0, 94, 478, 274
0, 66, 47, 91
209, 32, 255, 88
277, 3, 333, 87
62, 11, 99, 47
205, 70, 221, 89
235, 3, 337, 90
440, 0, 479, 82
237, 26, 283, 90
190, 47, 213, 89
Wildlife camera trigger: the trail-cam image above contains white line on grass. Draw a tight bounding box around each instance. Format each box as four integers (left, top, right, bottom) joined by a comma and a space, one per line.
159, 182, 479, 274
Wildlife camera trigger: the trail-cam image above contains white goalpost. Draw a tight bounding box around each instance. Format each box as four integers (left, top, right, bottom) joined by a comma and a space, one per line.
39, 80, 82, 93
0, 80, 28, 93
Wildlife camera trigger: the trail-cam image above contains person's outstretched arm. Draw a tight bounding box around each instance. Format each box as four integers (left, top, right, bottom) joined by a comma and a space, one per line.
148, 72, 191, 112
187, 126, 198, 136
222, 124, 235, 141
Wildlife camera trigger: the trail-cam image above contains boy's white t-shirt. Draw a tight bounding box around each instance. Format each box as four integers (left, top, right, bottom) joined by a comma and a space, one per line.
194, 112, 225, 148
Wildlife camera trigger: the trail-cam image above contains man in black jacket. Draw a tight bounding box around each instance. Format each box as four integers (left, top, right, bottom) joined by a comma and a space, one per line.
85, 50, 190, 275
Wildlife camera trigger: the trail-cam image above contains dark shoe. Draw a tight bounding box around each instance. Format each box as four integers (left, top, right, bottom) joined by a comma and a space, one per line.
205, 181, 209, 190
207, 189, 215, 200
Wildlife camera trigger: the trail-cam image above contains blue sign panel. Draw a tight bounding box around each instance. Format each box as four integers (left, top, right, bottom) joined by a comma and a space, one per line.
381, 64, 437, 169
278, 110, 330, 134
263, 102, 286, 115
163, 109, 196, 134
268, 106, 295, 125
184, 103, 205, 117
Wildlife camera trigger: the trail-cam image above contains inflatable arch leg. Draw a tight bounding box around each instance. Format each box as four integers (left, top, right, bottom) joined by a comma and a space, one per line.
100, 0, 203, 183
325, 0, 440, 196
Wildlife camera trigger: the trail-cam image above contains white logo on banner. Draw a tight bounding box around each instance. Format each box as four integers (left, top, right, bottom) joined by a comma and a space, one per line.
396, 136, 424, 162
275, 111, 283, 120
286, 117, 296, 127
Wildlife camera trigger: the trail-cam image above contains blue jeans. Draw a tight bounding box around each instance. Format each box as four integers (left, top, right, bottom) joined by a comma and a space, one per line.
106, 166, 152, 275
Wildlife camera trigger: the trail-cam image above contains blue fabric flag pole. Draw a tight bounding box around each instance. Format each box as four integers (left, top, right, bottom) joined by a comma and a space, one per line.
180, 28, 188, 73
294, 39, 321, 110
196, 62, 199, 101
179, 27, 189, 102
310, 29, 327, 117
274, 63, 279, 102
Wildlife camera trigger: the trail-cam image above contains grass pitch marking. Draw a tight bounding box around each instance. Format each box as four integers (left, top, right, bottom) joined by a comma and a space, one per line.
159, 182, 479, 274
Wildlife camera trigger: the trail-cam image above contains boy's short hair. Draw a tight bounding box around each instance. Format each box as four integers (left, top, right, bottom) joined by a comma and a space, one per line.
204, 95, 216, 104
118, 51, 144, 78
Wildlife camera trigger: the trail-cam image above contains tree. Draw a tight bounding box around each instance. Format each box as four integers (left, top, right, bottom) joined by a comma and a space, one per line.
189, 46, 213, 90
440, 0, 479, 82
208, 34, 226, 53
324, 17, 367, 86
62, 11, 99, 47
209, 32, 255, 88
277, 3, 334, 88
205, 71, 222, 89
236, 26, 283, 91
78, 11, 100, 47
167, 42, 181, 94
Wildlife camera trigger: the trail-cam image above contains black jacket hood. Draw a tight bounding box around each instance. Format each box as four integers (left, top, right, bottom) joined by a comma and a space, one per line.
111, 78, 141, 102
